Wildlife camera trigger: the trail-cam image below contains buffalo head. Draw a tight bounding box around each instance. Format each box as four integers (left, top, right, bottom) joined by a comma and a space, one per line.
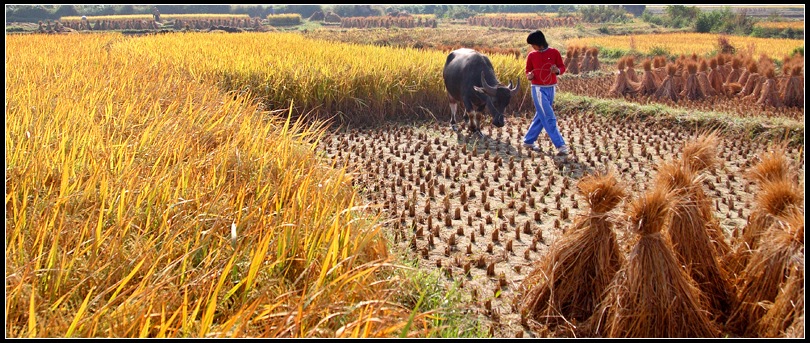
473, 71, 520, 128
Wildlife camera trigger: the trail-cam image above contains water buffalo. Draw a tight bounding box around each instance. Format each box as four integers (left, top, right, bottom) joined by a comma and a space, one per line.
442, 48, 519, 137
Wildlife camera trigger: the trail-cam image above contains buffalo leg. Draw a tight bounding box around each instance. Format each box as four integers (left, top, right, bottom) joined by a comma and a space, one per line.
448, 96, 460, 132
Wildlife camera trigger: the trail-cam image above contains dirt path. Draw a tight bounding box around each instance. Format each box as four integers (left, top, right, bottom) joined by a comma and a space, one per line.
316, 110, 803, 338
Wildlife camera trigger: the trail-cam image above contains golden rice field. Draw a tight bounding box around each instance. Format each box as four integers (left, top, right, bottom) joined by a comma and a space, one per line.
61, 13, 250, 23
5, 32, 470, 338
754, 21, 805, 30
567, 33, 805, 60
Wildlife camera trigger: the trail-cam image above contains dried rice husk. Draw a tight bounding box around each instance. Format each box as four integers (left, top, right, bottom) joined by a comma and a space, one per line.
726, 207, 805, 337
588, 188, 720, 338
516, 170, 627, 333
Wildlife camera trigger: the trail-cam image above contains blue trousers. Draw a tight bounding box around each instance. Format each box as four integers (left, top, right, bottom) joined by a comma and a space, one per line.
523, 85, 565, 148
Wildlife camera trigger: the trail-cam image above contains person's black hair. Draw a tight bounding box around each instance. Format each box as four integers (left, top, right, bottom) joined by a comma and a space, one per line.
526, 30, 548, 48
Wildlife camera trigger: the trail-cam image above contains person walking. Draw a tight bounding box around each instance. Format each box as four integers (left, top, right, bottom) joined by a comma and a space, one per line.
522, 30, 570, 156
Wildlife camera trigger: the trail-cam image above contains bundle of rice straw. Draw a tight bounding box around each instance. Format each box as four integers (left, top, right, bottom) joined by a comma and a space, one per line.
757, 216, 803, 338
707, 57, 726, 95
736, 59, 754, 86
696, 59, 717, 97
652, 55, 667, 84
679, 61, 707, 101
580, 48, 593, 73
589, 188, 720, 338
568, 47, 581, 75
725, 148, 803, 277
654, 159, 737, 323
624, 55, 639, 83
738, 62, 761, 97
680, 131, 730, 257
639, 58, 659, 96
780, 64, 803, 108
726, 206, 805, 337
756, 67, 783, 107
724, 56, 744, 85
515, 169, 626, 334
563, 46, 574, 72
588, 47, 600, 72
653, 63, 680, 103
609, 57, 641, 97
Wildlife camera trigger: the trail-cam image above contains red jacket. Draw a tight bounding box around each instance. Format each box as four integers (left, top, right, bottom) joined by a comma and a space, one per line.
525, 47, 566, 86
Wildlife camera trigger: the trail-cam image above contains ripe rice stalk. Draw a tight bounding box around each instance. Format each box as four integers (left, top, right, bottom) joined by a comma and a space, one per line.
654, 160, 737, 323
653, 63, 679, 103
588, 188, 720, 338
515, 169, 627, 332
725, 207, 805, 337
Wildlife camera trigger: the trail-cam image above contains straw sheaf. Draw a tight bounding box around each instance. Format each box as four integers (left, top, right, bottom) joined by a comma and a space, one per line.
517, 171, 626, 331
517, 215, 624, 331
626, 188, 672, 236
755, 179, 803, 219
681, 131, 720, 173
660, 164, 738, 323
758, 250, 803, 338
642, 58, 652, 71
745, 148, 793, 185
592, 189, 720, 337
577, 170, 627, 214
654, 160, 699, 194
725, 209, 805, 337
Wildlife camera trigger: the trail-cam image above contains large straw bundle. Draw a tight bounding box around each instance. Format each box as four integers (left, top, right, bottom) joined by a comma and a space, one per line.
654, 160, 737, 323
726, 206, 805, 337
696, 59, 717, 97
756, 67, 782, 107
624, 55, 639, 83
580, 48, 593, 73
515, 170, 627, 333
590, 188, 720, 338
708, 57, 726, 95
725, 149, 803, 278
780, 64, 804, 108
653, 63, 679, 102
681, 131, 730, 257
563, 46, 574, 71
652, 55, 667, 84
639, 58, 659, 96
680, 61, 707, 101
757, 214, 803, 338
609, 57, 640, 97
738, 63, 761, 97
589, 47, 600, 72
568, 47, 581, 75
724, 56, 743, 85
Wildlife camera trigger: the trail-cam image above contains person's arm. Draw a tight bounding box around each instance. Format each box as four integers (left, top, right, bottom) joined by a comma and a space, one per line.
555, 50, 566, 76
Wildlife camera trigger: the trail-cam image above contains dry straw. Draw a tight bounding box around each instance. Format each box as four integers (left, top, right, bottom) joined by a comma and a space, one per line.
589, 188, 720, 338
653, 159, 736, 323
515, 169, 627, 335
757, 212, 803, 338
726, 206, 804, 337
725, 148, 803, 278
653, 63, 680, 103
